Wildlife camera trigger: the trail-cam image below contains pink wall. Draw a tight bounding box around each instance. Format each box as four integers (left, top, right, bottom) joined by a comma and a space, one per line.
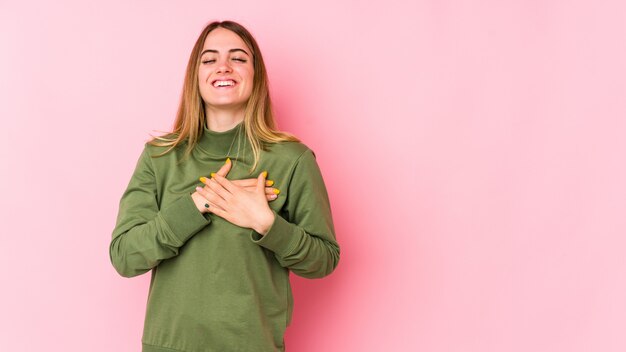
2, 1, 625, 351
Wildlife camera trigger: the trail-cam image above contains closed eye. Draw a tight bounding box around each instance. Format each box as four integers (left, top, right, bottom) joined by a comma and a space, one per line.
232, 58, 247, 63
202, 59, 216, 64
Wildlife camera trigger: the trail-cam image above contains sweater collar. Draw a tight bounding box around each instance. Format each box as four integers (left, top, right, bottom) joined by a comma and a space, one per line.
196, 120, 248, 157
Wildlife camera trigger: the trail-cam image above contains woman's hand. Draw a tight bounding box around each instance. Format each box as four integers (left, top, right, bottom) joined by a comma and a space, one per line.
232, 177, 280, 199
196, 171, 275, 235
202, 159, 280, 199
191, 159, 279, 212
190, 159, 278, 235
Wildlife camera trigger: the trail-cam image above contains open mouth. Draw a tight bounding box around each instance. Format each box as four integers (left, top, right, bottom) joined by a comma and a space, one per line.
212, 79, 237, 88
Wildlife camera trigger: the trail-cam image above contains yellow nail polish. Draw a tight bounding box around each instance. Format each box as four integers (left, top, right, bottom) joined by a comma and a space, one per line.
210, 172, 216, 178
262, 171, 268, 178
273, 189, 281, 195
199, 176, 207, 183
266, 180, 274, 186
226, 157, 231, 164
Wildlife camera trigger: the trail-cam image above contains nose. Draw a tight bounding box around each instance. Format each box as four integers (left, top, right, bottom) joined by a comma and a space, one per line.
216, 59, 232, 74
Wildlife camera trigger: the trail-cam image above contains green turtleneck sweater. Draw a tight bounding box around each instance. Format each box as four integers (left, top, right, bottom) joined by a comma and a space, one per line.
109, 122, 340, 352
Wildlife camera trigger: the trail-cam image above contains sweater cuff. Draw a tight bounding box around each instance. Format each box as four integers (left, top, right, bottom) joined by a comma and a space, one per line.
159, 193, 211, 244
250, 210, 302, 256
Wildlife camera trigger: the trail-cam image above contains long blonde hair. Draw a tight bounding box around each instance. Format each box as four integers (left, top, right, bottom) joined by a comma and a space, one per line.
149, 20, 299, 172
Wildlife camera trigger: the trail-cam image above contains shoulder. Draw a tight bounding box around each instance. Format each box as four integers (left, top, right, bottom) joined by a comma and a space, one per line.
142, 134, 188, 158
264, 140, 316, 162
128, 138, 190, 176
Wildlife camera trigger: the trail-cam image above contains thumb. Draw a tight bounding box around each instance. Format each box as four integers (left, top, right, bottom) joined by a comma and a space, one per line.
257, 170, 267, 193
216, 158, 232, 177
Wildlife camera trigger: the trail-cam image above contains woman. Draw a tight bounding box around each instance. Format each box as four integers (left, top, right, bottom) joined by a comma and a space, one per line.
110, 20, 340, 352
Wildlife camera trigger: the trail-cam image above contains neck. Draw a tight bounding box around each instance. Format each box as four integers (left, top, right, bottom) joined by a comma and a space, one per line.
205, 106, 245, 132
196, 118, 249, 158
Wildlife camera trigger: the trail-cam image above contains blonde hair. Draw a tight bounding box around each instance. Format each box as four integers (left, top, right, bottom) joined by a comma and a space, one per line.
149, 20, 299, 172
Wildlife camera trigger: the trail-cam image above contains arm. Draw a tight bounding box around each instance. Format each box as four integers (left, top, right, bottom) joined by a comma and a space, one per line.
249, 149, 340, 279
109, 146, 211, 278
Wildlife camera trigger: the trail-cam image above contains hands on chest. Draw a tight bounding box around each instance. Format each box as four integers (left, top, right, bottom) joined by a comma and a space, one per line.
191, 158, 280, 235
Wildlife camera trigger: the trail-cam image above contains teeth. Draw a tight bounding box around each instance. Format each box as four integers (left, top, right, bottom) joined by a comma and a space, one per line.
213, 80, 235, 87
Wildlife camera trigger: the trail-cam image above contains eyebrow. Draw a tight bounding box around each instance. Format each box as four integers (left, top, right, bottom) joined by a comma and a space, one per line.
200, 48, 251, 57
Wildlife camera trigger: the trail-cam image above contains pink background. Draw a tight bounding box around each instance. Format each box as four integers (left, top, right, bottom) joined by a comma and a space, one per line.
1, 1, 625, 351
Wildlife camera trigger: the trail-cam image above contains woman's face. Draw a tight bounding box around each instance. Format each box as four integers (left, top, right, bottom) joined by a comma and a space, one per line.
198, 27, 254, 112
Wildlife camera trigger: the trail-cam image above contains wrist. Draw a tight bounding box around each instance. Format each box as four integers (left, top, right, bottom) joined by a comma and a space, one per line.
255, 210, 275, 236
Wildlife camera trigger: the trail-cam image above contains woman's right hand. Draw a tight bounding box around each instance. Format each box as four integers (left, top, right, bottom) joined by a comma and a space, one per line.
191, 159, 280, 213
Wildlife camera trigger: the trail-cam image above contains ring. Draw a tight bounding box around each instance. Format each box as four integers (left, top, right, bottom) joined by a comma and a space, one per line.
204, 203, 210, 208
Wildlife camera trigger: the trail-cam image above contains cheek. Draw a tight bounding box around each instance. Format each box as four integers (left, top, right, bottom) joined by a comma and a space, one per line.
244, 69, 254, 90
197, 68, 207, 82
197, 70, 211, 98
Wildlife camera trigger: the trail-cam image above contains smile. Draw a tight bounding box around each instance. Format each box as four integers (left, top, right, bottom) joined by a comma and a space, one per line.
212, 80, 237, 88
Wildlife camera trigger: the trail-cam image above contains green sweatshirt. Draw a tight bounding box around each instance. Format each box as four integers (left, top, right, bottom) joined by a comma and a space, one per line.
110, 122, 340, 352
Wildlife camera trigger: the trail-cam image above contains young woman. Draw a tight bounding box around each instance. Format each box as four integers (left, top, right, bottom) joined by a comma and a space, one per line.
110, 20, 340, 352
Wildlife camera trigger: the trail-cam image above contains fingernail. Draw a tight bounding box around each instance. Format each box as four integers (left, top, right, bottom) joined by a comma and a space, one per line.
273, 189, 281, 195
210, 172, 216, 178
265, 180, 274, 186
262, 171, 268, 178
226, 157, 231, 164
270, 194, 277, 200
195, 186, 203, 192
199, 177, 207, 183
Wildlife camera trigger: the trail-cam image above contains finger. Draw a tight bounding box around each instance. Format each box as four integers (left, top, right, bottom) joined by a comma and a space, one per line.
195, 186, 227, 210
239, 185, 277, 194
212, 173, 238, 194
199, 184, 229, 200
230, 178, 256, 187
205, 178, 231, 201
257, 171, 267, 194
216, 158, 232, 177
254, 186, 278, 201
239, 185, 278, 200
204, 200, 229, 219
203, 199, 225, 212
231, 178, 275, 187
228, 182, 274, 196
236, 181, 276, 195
196, 186, 232, 222
198, 159, 233, 185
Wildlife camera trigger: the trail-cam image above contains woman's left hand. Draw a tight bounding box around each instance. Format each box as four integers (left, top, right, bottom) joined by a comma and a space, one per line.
196, 171, 275, 236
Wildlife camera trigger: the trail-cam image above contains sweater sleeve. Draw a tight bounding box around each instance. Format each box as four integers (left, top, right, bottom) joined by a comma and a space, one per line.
109, 146, 211, 278
249, 149, 340, 279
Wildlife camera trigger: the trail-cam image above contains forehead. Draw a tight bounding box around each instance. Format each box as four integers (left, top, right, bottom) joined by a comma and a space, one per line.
202, 27, 251, 53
